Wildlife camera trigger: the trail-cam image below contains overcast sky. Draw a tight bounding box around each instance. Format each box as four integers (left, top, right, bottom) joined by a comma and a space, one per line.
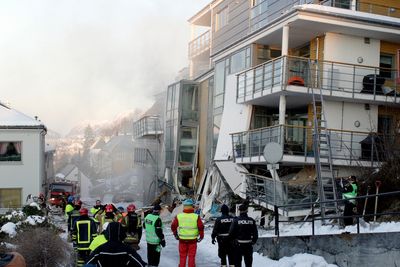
0, 0, 210, 135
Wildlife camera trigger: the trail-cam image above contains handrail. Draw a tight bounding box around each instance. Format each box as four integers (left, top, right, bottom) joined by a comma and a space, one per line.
272, 190, 400, 236
231, 124, 384, 136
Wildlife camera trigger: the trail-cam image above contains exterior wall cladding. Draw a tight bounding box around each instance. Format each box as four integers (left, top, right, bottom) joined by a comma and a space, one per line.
212, 0, 314, 55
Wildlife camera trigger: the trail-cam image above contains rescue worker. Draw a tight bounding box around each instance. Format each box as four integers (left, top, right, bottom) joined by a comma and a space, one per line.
211, 204, 234, 267
116, 206, 126, 222
99, 204, 117, 232
121, 204, 142, 250
342, 175, 358, 226
90, 200, 104, 218
68, 200, 82, 240
143, 204, 165, 267
171, 199, 204, 267
65, 196, 74, 218
89, 222, 109, 252
229, 204, 258, 267
86, 222, 146, 267
72, 208, 98, 266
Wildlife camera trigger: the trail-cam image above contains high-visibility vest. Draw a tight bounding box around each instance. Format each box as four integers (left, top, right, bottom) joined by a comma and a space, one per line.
89, 234, 107, 251
144, 214, 162, 245
65, 204, 74, 218
343, 183, 358, 204
177, 213, 199, 240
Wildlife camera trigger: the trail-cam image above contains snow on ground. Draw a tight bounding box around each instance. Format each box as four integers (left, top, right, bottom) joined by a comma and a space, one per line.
0, 222, 17, 238
136, 224, 338, 267
260, 219, 400, 237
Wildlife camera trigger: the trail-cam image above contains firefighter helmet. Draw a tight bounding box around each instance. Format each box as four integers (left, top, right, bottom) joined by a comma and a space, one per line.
79, 208, 88, 216
127, 204, 136, 212
105, 204, 114, 213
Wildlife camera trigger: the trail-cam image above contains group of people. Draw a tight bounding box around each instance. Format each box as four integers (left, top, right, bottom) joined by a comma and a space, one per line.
64, 196, 259, 267
65, 197, 147, 267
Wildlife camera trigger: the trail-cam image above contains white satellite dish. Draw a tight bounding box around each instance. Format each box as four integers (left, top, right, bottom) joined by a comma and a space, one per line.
263, 142, 283, 164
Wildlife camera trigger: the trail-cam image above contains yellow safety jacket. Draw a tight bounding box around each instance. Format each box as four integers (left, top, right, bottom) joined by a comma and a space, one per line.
177, 213, 199, 240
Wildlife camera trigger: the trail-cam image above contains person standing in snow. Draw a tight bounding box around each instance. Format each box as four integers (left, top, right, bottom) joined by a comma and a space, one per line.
212, 204, 235, 267
99, 204, 117, 232
171, 199, 204, 267
342, 175, 358, 226
68, 200, 82, 240
143, 204, 165, 267
121, 203, 143, 250
72, 208, 98, 266
85, 222, 146, 267
229, 204, 258, 267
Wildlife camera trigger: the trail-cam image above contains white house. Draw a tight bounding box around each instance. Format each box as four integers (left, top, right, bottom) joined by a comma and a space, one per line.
0, 102, 46, 212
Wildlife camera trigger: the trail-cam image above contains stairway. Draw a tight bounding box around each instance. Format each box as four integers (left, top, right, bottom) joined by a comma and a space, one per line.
308, 60, 339, 221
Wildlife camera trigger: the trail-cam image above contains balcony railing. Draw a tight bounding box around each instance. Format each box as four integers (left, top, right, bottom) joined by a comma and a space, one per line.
231, 125, 393, 165
133, 116, 162, 139
236, 56, 399, 103
320, 0, 400, 18
188, 30, 210, 58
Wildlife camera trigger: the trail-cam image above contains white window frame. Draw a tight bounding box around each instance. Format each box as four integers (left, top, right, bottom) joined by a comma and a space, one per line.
215, 7, 229, 31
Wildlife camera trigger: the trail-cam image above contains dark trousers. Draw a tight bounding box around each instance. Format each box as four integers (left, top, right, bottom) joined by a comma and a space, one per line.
218, 238, 234, 266
76, 249, 90, 267
344, 201, 356, 226
147, 243, 161, 266
234, 243, 253, 267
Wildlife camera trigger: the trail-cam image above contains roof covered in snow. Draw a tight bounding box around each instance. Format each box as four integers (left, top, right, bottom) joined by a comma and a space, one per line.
0, 101, 46, 129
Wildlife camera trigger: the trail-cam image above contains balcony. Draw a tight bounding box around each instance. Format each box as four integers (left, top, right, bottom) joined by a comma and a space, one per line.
231, 125, 391, 167
188, 30, 210, 59
320, 0, 400, 19
236, 56, 399, 106
133, 116, 162, 139
246, 173, 318, 216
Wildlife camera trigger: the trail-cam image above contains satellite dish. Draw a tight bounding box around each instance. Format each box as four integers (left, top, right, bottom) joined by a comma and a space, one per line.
263, 142, 283, 164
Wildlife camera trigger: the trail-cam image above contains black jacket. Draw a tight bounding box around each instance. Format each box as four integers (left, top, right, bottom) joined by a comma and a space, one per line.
229, 213, 258, 244
72, 215, 98, 249
211, 214, 234, 240
86, 222, 146, 267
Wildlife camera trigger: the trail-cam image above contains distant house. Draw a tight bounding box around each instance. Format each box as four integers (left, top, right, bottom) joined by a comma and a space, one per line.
0, 102, 46, 212
100, 135, 135, 177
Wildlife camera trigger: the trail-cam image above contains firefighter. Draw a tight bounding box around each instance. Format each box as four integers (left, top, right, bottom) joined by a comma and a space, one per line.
143, 204, 165, 267
65, 196, 74, 219
99, 204, 117, 232
68, 200, 82, 240
212, 204, 235, 267
89, 222, 109, 252
229, 204, 258, 267
86, 222, 146, 267
90, 200, 104, 217
342, 175, 358, 226
72, 208, 98, 266
121, 204, 142, 250
171, 199, 204, 267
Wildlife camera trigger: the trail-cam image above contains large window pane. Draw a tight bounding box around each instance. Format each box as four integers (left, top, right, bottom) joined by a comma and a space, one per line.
0, 188, 21, 208
0, 142, 22, 161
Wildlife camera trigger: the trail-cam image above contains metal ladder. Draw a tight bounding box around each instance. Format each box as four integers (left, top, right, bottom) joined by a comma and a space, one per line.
308, 59, 339, 221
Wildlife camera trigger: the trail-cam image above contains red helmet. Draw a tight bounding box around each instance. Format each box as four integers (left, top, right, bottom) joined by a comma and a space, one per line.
79, 208, 88, 216
39, 193, 44, 198
75, 200, 82, 206
127, 204, 136, 212
105, 204, 114, 213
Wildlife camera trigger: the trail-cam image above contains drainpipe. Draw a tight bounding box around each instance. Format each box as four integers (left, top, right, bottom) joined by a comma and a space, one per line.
279, 25, 289, 146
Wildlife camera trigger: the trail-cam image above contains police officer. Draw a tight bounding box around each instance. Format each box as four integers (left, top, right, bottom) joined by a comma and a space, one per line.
143, 204, 165, 267
122, 204, 143, 250
229, 204, 258, 267
342, 175, 358, 226
72, 208, 98, 266
212, 204, 234, 267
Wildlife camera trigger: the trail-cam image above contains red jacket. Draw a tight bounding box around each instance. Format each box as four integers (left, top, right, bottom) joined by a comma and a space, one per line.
171, 207, 204, 242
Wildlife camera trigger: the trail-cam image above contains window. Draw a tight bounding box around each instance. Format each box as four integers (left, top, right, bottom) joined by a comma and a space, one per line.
0, 188, 22, 208
380, 54, 394, 79
0, 142, 22, 162
216, 7, 228, 31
